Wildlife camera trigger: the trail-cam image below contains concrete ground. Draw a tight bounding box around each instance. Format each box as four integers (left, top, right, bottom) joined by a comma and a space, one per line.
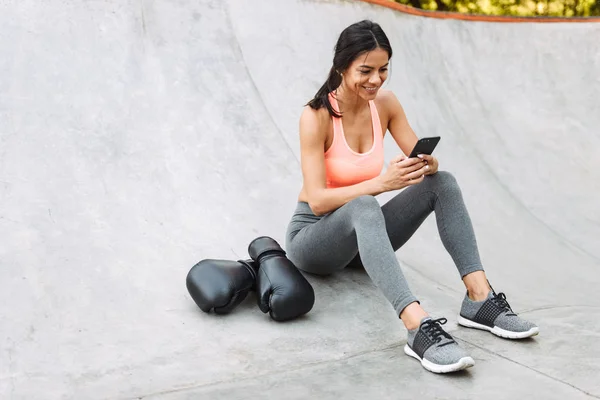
1, 0, 599, 398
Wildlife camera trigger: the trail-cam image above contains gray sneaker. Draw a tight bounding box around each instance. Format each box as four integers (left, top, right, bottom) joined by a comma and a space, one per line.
404, 317, 475, 373
458, 288, 539, 339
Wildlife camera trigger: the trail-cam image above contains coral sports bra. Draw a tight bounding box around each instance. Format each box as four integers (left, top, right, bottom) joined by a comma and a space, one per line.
324, 92, 385, 188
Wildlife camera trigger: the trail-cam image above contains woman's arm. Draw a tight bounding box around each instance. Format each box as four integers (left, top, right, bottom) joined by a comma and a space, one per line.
299, 107, 386, 216
383, 90, 439, 175
382, 90, 419, 155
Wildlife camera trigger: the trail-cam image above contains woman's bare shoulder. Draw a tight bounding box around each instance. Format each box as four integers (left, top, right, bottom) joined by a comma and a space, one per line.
374, 89, 403, 112
299, 105, 331, 139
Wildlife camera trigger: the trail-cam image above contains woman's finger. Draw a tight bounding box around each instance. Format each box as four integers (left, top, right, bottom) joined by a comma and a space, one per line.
406, 174, 425, 186
391, 154, 407, 164
397, 157, 424, 169
405, 165, 428, 180
417, 154, 434, 163
401, 161, 427, 175
410, 174, 426, 184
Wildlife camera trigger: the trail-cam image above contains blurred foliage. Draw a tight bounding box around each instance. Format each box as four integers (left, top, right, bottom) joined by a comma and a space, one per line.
393, 0, 600, 16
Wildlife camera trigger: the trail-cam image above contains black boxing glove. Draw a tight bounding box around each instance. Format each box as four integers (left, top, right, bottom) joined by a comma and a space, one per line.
248, 236, 315, 322
186, 259, 257, 314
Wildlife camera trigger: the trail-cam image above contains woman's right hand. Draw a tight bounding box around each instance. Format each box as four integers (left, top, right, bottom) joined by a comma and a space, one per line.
378, 154, 429, 191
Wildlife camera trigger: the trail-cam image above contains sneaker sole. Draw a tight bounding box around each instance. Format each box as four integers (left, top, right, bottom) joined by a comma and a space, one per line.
457, 315, 539, 339
404, 344, 475, 374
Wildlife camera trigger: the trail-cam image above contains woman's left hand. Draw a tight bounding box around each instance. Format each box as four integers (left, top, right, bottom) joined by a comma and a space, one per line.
417, 154, 439, 175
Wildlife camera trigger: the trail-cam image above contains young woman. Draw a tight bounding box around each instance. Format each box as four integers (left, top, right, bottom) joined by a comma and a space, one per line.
284, 20, 538, 374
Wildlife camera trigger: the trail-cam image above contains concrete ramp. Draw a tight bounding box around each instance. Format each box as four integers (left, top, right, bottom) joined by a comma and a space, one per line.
1, 0, 599, 398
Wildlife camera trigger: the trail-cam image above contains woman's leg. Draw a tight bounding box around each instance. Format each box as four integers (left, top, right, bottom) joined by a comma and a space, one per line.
381, 171, 484, 277
286, 189, 475, 373
383, 171, 491, 316
347, 171, 489, 327
377, 171, 538, 339
286, 196, 419, 317
287, 172, 488, 320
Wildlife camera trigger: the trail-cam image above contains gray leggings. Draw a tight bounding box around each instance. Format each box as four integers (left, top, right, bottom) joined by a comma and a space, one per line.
284, 171, 484, 316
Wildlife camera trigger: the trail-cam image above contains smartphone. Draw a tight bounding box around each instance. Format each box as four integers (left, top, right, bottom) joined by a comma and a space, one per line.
408, 136, 441, 158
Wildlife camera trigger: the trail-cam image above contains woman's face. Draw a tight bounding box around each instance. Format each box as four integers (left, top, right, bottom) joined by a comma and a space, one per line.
340, 48, 389, 101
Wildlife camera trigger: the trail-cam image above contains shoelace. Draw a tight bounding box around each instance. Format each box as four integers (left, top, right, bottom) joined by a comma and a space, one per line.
487, 280, 517, 316
421, 318, 456, 347
491, 292, 516, 316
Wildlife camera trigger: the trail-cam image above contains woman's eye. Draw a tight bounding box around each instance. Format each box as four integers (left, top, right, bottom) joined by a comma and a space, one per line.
360, 68, 386, 75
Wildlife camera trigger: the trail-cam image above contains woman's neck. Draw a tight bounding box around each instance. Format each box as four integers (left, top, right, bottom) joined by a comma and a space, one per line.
334, 86, 369, 115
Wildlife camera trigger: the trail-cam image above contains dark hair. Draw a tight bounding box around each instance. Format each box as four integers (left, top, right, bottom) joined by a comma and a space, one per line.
306, 20, 392, 118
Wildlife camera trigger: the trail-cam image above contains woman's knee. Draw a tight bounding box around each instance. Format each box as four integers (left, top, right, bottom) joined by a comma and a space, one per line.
347, 194, 380, 210
346, 195, 383, 220
425, 170, 460, 191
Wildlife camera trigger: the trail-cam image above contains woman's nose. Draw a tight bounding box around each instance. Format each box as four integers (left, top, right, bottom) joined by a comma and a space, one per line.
369, 75, 382, 85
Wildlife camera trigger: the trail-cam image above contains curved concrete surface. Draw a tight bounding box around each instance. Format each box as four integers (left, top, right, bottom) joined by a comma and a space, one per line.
1, 0, 599, 398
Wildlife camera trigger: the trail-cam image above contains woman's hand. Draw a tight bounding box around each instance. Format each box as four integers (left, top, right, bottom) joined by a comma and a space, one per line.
377, 154, 429, 192
417, 154, 439, 175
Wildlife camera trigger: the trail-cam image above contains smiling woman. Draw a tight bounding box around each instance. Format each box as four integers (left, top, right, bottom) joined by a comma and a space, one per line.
306, 21, 393, 118
284, 20, 540, 375
342, 49, 389, 99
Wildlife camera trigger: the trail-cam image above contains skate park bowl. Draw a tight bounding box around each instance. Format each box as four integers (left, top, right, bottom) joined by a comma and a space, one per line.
1, 0, 600, 398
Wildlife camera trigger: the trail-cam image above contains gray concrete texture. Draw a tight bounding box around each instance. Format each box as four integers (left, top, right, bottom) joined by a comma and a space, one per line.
1, 0, 599, 398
